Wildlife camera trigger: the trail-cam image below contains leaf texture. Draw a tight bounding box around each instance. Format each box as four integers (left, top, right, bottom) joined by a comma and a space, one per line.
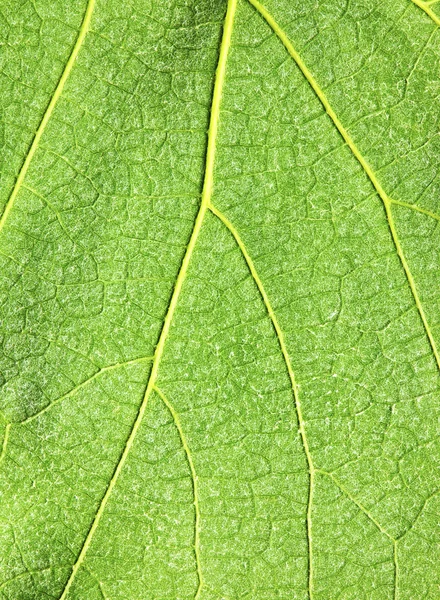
0, 0, 439, 598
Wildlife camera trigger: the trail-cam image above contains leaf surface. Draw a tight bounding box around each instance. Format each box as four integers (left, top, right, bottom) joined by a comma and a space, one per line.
0, 0, 439, 598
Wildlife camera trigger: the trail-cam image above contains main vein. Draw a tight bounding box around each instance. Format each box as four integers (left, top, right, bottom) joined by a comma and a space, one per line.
411, 0, 440, 25
154, 386, 203, 598
58, 0, 237, 597
0, 424, 10, 467
209, 203, 316, 599
247, 0, 440, 374
0, 0, 96, 236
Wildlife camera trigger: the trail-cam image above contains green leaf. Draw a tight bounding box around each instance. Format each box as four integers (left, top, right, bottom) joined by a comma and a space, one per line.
0, 0, 439, 597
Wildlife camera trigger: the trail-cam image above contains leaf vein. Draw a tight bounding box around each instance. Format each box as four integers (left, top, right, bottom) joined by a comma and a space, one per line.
411, 0, 440, 25
154, 386, 203, 598
0, 0, 96, 236
18, 356, 153, 426
390, 198, 440, 222
209, 203, 315, 599
316, 469, 395, 541
0, 423, 10, 467
57, 1, 237, 596
247, 0, 440, 374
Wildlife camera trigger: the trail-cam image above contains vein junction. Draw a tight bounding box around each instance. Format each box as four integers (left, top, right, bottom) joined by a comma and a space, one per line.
58, 0, 238, 596
0, 0, 436, 598
411, 0, 440, 25
247, 0, 440, 376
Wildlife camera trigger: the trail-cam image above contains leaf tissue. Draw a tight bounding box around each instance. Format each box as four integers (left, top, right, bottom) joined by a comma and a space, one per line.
0, 0, 439, 598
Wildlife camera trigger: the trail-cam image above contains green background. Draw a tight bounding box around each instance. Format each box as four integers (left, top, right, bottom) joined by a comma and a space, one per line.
0, 0, 439, 597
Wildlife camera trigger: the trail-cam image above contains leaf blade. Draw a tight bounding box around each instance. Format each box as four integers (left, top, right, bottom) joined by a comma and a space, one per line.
0, 0, 439, 598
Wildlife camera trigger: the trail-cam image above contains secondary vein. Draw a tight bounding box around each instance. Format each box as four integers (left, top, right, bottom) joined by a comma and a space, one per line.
390, 197, 440, 222
18, 356, 153, 426
58, 1, 237, 597
154, 386, 203, 598
209, 203, 316, 600
0, 0, 96, 236
394, 540, 399, 600
315, 469, 394, 541
247, 0, 440, 374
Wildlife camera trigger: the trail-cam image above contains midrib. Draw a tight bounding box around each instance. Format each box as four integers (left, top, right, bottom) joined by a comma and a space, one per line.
57, 0, 238, 596
411, 0, 440, 25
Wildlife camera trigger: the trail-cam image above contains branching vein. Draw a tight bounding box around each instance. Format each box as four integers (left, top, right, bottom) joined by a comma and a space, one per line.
411, 0, 440, 25
247, 0, 440, 376
18, 356, 153, 426
316, 469, 399, 596
315, 469, 394, 541
390, 198, 440, 222
209, 203, 316, 599
57, 0, 237, 596
154, 386, 203, 598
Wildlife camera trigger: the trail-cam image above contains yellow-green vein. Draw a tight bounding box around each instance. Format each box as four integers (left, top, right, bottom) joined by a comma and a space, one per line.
247, 0, 440, 375
315, 469, 394, 541
411, 0, 440, 26
390, 198, 440, 222
154, 386, 203, 598
58, 1, 237, 596
209, 203, 316, 599
394, 540, 399, 600
317, 469, 399, 596
18, 356, 153, 426
0, 423, 10, 467
0, 0, 96, 236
